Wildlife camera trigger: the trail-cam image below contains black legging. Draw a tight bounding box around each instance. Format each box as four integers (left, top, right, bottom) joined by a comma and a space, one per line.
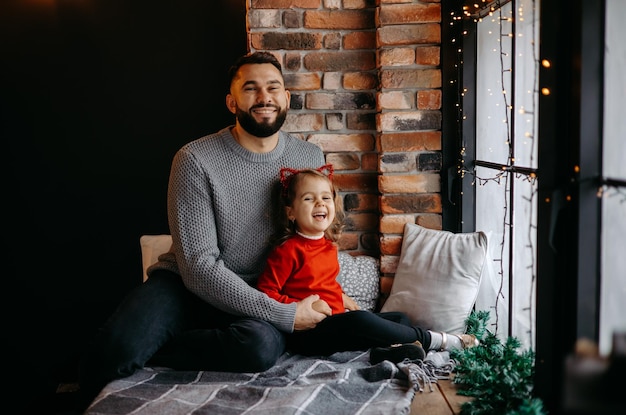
286, 310, 432, 356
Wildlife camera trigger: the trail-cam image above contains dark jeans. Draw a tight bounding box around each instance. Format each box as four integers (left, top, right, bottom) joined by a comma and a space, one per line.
287, 310, 432, 356
78, 270, 285, 405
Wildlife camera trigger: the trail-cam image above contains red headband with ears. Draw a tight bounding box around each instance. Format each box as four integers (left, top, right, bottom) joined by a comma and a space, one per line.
279, 164, 334, 193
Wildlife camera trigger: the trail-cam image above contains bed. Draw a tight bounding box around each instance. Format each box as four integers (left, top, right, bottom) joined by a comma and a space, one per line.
85, 225, 492, 415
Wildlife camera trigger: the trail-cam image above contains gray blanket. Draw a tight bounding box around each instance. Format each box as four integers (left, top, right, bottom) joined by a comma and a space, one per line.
84, 350, 452, 415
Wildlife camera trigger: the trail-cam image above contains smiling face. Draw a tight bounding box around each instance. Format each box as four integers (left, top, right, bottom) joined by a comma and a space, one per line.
226, 62, 290, 138
286, 174, 336, 238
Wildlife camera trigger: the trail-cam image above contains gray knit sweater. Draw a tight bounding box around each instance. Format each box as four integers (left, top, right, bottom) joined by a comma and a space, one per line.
147, 127, 325, 333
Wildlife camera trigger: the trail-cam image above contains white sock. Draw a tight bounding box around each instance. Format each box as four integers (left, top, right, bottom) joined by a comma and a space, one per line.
427, 331, 462, 351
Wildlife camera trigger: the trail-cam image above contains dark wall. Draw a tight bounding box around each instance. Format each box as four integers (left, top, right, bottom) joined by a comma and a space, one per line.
1, 0, 246, 404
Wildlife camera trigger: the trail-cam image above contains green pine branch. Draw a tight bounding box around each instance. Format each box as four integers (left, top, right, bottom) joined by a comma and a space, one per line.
450, 311, 547, 415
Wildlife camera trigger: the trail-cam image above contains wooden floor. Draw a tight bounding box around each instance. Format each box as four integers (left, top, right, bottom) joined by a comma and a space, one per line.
410, 378, 471, 415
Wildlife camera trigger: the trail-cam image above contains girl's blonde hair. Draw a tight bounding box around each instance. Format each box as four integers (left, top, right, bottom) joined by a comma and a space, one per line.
270, 167, 345, 247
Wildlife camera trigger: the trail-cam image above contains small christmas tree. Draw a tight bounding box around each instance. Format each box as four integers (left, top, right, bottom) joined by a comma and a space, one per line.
451, 311, 547, 415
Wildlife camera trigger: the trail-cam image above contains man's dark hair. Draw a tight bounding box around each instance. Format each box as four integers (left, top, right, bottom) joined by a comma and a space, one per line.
227, 52, 283, 87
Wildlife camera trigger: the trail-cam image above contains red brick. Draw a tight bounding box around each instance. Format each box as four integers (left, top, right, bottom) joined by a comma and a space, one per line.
416, 214, 442, 229
343, 72, 378, 90
283, 10, 300, 28
334, 172, 378, 192
378, 111, 441, 132
380, 214, 415, 234
380, 193, 442, 214
380, 234, 402, 255
343, 193, 379, 212
326, 153, 360, 170
248, 10, 281, 28
338, 233, 359, 250
417, 89, 442, 109
283, 113, 324, 132
345, 212, 379, 231
252, 32, 323, 50
380, 255, 399, 275
379, 131, 441, 151
346, 112, 376, 130
379, 152, 415, 172
379, 68, 441, 88
309, 134, 375, 152
379, 47, 415, 66
377, 90, 414, 110
307, 92, 375, 110
303, 51, 376, 71
325, 113, 344, 130
379, 174, 440, 193
306, 93, 334, 109
377, 23, 440, 46
415, 46, 440, 66
284, 52, 302, 71
304, 10, 375, 30
378, 3, 441, 25
252, 0, 320, 8
324, 32, 342, 49
283, 73, 322, 90
343, 0, 373, 9
361, 152, 378, 171
323, 72, 342, 90
343, 31, 376, 50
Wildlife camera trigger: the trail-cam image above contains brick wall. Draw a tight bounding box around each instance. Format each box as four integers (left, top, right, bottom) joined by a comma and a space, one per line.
248, 0, 443, 296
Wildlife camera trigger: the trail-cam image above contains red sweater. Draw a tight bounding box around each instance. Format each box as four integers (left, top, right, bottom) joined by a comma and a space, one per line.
257, 234, 344, 314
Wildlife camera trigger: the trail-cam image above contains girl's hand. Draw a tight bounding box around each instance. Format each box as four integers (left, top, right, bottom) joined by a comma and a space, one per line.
342, 293, 360, 311
294, 294, 331, 330
312, 299, 330, 314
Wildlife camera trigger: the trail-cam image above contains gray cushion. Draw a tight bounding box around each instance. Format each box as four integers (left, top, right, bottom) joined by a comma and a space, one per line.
337, 252, 380, 312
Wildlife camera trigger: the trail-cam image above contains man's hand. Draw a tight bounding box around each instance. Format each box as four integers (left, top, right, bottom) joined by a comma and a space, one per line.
342, 293, 360, 311
294, 294, 331, 331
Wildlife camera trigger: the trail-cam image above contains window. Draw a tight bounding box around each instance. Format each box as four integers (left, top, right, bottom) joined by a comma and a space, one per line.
451, 0, 540, 351
443, 0, 626, 411
443, 0, 626, 365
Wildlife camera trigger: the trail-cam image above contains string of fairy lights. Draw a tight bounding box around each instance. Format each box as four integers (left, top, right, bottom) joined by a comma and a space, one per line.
449, 0, 539, 349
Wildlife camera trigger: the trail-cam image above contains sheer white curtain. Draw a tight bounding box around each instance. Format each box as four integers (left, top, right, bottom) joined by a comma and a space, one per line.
472, 0, 539, 351
600, 0, 626, 357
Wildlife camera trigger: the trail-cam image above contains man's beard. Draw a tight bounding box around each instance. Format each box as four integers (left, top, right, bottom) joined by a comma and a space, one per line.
236, 104, 288, 138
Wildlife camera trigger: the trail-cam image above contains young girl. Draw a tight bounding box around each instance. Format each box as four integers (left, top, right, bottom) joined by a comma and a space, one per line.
256, 165, 478, 363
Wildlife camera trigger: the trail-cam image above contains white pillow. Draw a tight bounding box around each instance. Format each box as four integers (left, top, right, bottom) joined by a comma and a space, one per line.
380, 223, 488, 334
139, 234, 172, 281
336, 252, 380, 312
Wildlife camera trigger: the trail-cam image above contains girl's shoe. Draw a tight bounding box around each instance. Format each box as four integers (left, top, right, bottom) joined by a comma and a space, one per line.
369, 341, 426, 364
